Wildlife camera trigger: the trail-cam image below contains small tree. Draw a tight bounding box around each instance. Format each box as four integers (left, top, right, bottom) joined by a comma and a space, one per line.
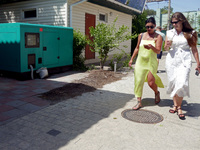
86, 17, 136, 69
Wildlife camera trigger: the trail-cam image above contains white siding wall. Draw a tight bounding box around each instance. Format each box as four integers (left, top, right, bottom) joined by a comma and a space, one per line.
0, 0, 133, 61
0, 0, 67, 26
71, 2, 132, 58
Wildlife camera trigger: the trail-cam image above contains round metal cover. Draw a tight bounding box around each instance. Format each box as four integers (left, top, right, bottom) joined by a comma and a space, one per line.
121, 109, 163, 124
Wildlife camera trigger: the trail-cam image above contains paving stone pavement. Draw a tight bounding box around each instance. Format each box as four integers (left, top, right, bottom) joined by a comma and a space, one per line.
0, 71, 90, 125
0, 49, 200, 150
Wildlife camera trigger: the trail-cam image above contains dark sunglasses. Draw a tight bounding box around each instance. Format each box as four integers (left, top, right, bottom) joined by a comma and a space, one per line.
171, 20, 180, 24
145, 26, 154, 29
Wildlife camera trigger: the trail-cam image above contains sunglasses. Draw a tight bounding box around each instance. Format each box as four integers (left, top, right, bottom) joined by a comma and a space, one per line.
171, 20, 180, 24
145, 26, 154, 29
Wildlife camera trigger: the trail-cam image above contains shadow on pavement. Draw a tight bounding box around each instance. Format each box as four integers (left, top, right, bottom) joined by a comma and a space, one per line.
182, 102, 200, 117
0, 87, 135, 150
158, 99, 200, 118
138, 98, 200, 118
0, 70, 90, 125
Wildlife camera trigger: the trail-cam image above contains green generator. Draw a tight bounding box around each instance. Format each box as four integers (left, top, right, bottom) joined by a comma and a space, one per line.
0, 23, 73, 80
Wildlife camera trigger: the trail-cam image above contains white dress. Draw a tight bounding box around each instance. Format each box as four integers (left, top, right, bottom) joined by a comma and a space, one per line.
165, 29, 192, 97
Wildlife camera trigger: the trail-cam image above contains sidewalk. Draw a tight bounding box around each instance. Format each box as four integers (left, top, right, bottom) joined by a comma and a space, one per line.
0, 50, 200, 150
0, 71, 90, 125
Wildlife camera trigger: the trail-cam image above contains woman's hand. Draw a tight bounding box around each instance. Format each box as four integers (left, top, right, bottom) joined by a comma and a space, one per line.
166, 40, 172, 47
164, 40, 172, 51
191, 46, 200, 75
195, 64, 200, 74
144, 44, 153, 50
129, 60, 133, 67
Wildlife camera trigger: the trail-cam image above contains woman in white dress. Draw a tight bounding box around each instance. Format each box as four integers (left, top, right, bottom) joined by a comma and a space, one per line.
164, 12, 200, 120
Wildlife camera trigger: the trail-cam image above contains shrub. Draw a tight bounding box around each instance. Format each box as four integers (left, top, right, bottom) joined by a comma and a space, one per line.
109, 50, 133, 71
73, 30, 88, 71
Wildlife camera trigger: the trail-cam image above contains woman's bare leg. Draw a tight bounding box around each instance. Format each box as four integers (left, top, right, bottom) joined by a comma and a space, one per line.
147, 71, 158, 94
147, 71, 160, 104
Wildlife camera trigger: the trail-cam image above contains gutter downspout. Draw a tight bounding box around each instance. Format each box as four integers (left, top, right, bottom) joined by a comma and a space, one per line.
69, 0, 87, 27
30, 65, 34, 80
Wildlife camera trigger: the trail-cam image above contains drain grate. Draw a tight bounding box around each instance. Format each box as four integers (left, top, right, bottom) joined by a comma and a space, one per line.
47, 129, 61, 136
121, 109, 163, 124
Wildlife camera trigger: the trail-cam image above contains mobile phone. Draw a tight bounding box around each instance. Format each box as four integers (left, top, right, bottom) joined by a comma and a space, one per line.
195, 70, 199, 76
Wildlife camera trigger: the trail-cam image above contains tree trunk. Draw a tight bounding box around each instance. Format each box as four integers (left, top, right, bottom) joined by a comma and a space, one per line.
100, 61, 103, 70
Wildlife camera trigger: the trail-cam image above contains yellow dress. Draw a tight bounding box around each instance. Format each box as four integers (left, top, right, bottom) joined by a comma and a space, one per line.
134, 39, 164, 98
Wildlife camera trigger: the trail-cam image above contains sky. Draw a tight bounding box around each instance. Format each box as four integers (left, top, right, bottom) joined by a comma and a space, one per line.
146, 0, 200, 12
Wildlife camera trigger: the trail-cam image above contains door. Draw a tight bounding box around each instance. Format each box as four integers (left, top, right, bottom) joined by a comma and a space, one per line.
85, 13, 95, 59
42, 31, 59, 66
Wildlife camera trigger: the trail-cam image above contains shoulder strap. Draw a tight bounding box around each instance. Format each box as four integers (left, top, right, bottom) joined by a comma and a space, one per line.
139, 33, 143, 44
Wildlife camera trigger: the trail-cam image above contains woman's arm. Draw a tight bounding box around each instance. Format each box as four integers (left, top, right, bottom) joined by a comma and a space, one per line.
144, 34, 162, 54
129, 33, 142, 67
191, 46, 200, 72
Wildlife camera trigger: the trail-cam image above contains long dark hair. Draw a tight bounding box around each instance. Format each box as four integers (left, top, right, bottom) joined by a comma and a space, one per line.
171, 12, 197, 47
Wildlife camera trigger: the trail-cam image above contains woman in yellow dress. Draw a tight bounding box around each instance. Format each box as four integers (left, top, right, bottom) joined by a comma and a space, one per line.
129, 17, 164, 110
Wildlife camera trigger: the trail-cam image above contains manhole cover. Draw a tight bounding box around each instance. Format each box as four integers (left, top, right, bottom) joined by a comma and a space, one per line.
121, 109, 163, 124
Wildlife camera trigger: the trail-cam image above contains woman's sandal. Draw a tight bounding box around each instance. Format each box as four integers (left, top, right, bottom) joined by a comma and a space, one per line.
177, 107, 185, 120
169, 105, 177, 113
132, 102, 142, 110
155, 91, 160, 104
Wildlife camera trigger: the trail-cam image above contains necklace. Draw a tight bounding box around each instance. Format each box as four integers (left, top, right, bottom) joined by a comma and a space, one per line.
146, 32, 155, 40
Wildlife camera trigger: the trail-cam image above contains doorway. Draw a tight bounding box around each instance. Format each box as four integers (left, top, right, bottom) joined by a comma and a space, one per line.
85, 13, 96, 59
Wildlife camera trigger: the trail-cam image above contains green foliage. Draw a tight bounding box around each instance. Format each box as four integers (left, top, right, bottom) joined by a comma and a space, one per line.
87, 64, 96, 70
144, 9, 156, 16
109, 50, 132, 71
198, 15, 200, 26
132, 11, 147, 34
86, 17, 136, 69
162, 41, 165, 51
162, 24, 168, 30
187, 13, 195, 26
198, 15, 200, 32
73, 30, 88, 71
161, 6, 173, 14
131, 11, 147, 54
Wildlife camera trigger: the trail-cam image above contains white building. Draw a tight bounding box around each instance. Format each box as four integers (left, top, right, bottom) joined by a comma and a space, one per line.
0, 0, 147, 61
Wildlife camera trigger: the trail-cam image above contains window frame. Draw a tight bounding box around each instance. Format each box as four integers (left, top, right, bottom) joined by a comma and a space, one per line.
25, 32, 40, 48
99, 13, 108, 22
21, 8, 38, 20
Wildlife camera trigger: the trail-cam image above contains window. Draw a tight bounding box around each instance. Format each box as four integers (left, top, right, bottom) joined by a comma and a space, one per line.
22, 8, 37, 19
25, 33, 40, 48
99, 14, 107, 22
